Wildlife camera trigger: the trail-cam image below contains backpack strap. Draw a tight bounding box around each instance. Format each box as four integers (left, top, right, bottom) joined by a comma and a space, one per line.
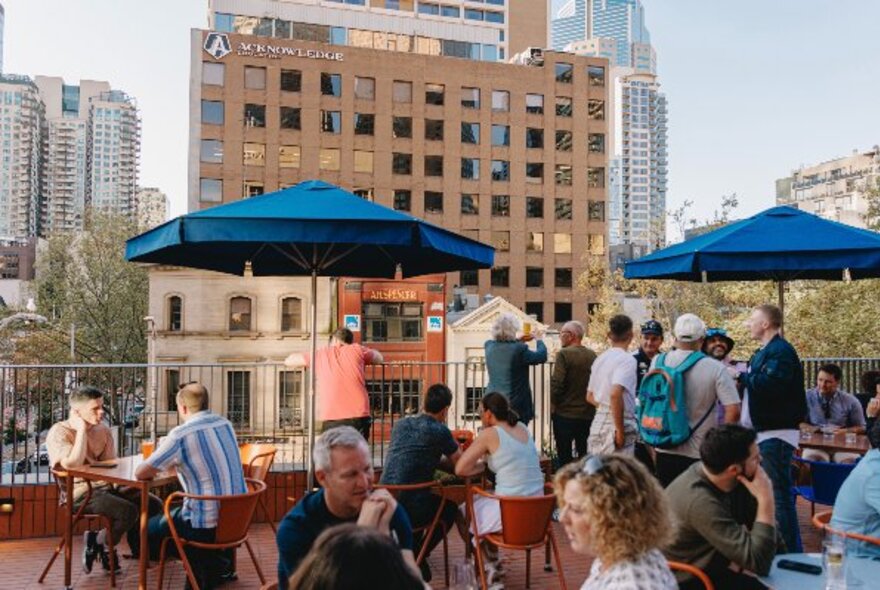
676, 350, 706, 373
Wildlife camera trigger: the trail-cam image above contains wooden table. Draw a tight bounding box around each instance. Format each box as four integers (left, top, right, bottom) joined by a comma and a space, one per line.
63, 455, 177, 590
799, 432, 870, 455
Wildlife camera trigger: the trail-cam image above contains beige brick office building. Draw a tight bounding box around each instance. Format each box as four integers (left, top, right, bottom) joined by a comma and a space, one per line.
189, 30, 609, 324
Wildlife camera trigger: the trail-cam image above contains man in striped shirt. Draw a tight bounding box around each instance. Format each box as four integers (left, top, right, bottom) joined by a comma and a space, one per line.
136, 382, 246, 589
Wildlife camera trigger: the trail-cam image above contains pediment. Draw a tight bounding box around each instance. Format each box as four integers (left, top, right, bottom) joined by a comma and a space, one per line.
449, 296, 549, 333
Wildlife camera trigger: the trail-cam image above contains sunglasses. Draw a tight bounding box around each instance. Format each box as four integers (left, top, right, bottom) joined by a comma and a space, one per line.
580, 455, 606, 476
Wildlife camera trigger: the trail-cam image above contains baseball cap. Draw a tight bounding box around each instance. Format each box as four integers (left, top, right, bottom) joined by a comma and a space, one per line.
640, 320, 664, 336
674, 314, 706, 343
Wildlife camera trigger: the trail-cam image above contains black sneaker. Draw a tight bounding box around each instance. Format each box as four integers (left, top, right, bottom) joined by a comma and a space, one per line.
82, 531, 99, 574
100, 547, 122, 574
418, 560, 432, 583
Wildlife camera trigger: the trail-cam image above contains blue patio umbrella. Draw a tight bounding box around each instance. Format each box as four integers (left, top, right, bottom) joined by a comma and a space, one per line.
126, 180, 494, 481
624, 205, 880, 315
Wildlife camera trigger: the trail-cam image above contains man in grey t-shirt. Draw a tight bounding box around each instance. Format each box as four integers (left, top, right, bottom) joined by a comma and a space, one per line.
652, 314, 741, 487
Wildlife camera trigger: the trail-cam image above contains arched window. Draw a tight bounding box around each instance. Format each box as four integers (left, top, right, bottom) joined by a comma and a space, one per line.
229, 296, 252, 331
281, 297, 302, 332
167, 296, 182, 332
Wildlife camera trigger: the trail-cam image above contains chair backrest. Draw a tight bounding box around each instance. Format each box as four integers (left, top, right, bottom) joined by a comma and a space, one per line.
807, 459, 857, 505
240, 443, 277, 482
166, 478, 266, 545
451, 429, 475, 451
812, 510, 833, 531
667, 561, 714, 590
376, 480, 437, 498
474, 487, 554, 546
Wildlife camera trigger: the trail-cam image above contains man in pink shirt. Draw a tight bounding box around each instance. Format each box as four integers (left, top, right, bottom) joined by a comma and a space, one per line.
285, 328, 383, 439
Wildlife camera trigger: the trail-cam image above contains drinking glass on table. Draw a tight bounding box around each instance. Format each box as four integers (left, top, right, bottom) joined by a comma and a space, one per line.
450, 560, 477, 590
823, 533, 847, 590
141, 440, 154, 459
845, 431, 857, 445
800, 425, 814, 441
822, 424, 838, 440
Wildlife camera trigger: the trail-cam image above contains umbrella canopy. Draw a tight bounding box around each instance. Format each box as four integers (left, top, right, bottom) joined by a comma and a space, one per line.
126, 179, 494, 276
625, 205, 880, 282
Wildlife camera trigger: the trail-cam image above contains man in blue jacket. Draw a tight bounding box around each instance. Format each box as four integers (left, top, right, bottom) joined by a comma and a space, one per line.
737, 304, 807, 552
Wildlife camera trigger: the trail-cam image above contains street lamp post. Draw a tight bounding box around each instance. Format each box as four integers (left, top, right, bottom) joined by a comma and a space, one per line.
144, 316, 157, 442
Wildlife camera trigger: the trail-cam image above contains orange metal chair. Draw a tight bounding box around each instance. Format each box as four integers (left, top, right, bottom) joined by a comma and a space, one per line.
451, 429, 475, 452
667, 561, 715, 590
39, 470, 118, 587
156, 478, 267, 590
466, 483, 567, 590
240, 443, 277, 533
260, 583, 278, 590
813, 509, 880, 546
377, 481, 452, 585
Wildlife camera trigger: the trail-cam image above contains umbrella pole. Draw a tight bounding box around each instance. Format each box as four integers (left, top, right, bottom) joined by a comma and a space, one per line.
777, 280, 785, 337
306, 269, 318, 491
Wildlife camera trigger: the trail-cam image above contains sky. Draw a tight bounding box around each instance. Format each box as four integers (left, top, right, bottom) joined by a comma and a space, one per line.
4, 0, 880, 225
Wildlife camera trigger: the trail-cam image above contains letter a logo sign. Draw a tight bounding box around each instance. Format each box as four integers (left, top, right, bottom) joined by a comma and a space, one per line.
204, 33, 232, 60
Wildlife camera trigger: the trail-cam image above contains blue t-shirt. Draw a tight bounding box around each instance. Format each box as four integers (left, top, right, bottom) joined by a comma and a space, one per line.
379, 414, 459, 486
831, 448, 880, 557
276, 488, 414, 589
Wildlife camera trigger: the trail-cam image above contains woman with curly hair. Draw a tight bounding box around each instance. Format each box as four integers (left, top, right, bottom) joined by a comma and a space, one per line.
554, 454, 676, 589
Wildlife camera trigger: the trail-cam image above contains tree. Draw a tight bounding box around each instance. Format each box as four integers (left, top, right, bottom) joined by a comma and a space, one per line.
30, 212, 149, 364
863, 185, 880, 231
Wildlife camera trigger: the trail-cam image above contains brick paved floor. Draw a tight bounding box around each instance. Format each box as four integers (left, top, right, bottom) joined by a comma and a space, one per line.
5, 498, 822, 589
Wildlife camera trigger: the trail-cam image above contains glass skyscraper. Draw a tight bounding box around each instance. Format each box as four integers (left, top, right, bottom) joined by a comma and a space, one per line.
552, 0, 651, 71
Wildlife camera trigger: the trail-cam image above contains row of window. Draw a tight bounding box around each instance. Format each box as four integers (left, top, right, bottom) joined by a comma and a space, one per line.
461, 266, 575, 289
482, 231, 605, 255
203, 63, 606, 113
387, 191, 606, 219
165, 295, 303, 333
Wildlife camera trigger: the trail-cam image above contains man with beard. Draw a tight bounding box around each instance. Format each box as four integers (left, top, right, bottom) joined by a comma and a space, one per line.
634, 320, 664, 471
664, 425, 778, 590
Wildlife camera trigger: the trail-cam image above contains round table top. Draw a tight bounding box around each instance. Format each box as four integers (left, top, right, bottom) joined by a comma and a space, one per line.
759, 553, 880, 589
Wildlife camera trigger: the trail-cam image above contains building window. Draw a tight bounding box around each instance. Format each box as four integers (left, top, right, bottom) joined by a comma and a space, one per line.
280, 107, 301, 130
588, 99, 605, 120
555, 130, 572, 151
201, 100, 224, 124
556, 96, 573, 117
425, 119, 444, 140
526, 267, 543, 288
167, 296, 182, 331
243, 143, 266, 166
461, 122, 480, 144
555, 267, 573, 288
165, 369, 180, 410
527, 232, 544, 252
392, 116, 412, 138
244, 66, 267, 90
555, 302, 572, 323
491, 231, 510, 251
279, 371, 302, 429
319, 148, 341, 170
554, 233, 572, 254
424, 155, 444, 177
244, 103, 265, 127
491, 195, 510, 217
200, 178, 223, 202
425, 83, 445, 105
229, 296, 252, 331
589, 233, 606, 255
461, 158, 480, 180
490, 160, 510, 181
461, 87, 480, 108
321, 110, 342, 133
526, 163, 543, 183
393, 153, 412, 175
279, 145, 301, 168
526, 197, 544, 218
354, 188, 374, 201
280, 69, 302, 92
419, 2, 440, 14
354, 113, 375, 135
491, 267, 509, 287
526, 128, 544, 149
555, 164, 572, 186
244, 182, 264, 198
200, 139, 223, 163
526, 93, 544, 114
491, 124, 510, 146
525, 302, 543, 322
588, 133, 605, 154
203, 62, 225, 86
465, 8, 483, 20
354, 76, 376, 100
354, 150, 374, 173
588, 65, 606, 86
321, 73, 342, 96
492, 90, 510, 111
555, 62, 573, 83
393, 190, 412, 211
226, 371, 251, 429
424, 191, 443, 213
280, 297, 303, 332
460, 270, 478, 286
363, 302, 423, 343
555, 198, 573, 220
393, 80, 412, 103
461, 194, 479, 215
588, 167, 605, 188
588, 200, 606, 221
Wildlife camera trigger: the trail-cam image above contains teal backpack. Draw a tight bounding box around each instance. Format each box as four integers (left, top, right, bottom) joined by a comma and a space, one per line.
637, 351, 713, 449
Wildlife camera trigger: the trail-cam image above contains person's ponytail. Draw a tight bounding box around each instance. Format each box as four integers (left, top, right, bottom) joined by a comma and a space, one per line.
481, 392, 519, 426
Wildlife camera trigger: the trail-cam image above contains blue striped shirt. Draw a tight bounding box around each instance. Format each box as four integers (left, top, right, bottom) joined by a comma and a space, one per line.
145, 411, 246, 528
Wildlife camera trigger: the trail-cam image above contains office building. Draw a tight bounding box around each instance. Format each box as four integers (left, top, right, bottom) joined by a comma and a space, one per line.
776, 147, 880, 228
0, 75, 44, 240
0, 2, 5, 74
207, 0, 549, 63
136, 187, 168, 229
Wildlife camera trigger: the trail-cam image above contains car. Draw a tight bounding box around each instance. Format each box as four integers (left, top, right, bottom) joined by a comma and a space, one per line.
124, 403, 145, 427
31, 443, 49, 466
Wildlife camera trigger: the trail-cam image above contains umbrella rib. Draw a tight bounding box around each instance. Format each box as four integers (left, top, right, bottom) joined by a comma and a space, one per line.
319, 244, 363, 271
270, 243, 311, 271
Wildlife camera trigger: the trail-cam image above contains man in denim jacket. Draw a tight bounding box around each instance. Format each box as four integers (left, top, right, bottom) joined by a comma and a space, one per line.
736, 304, 807, 553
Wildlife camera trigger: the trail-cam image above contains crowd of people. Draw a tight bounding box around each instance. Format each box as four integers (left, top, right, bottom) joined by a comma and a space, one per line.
44, 304, 880, 590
